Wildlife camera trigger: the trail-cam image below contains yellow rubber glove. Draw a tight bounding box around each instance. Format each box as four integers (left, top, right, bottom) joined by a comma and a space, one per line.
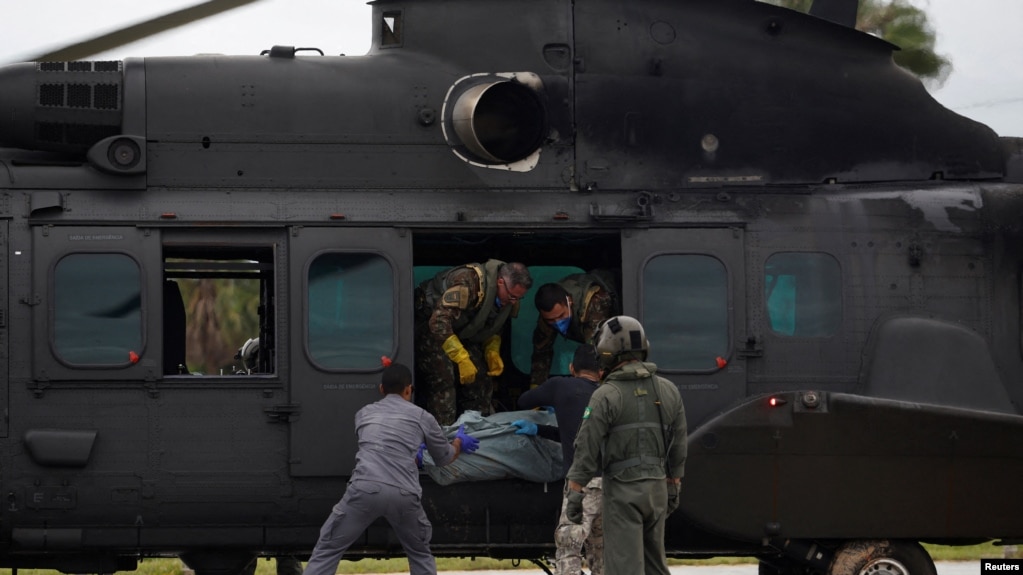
484, 335, 504, 376
442, 335, 477, 384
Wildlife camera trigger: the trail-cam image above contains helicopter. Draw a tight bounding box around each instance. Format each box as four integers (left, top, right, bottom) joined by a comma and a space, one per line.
0, 0, 1022, 574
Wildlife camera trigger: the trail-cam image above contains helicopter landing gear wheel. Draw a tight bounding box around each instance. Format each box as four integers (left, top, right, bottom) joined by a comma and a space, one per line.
829, 540, 936, 575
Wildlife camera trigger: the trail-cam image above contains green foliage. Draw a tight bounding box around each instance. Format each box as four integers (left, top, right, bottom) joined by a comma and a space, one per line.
763, 0, 952, 86
176, 274, 262, 374
924, 541, 1008, 561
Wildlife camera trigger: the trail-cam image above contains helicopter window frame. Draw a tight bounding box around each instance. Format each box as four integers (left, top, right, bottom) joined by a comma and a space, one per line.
162, 243, 277, 378
305, 251, 396, 371
641, 253, 730, 372
52, 251, 144, 368
381, 10, 404, 48
764, 251, 843, 338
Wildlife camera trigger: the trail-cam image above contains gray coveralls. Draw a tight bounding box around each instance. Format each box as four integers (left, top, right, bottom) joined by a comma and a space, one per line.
303, 394, 456, 575
567, 361, 688, 575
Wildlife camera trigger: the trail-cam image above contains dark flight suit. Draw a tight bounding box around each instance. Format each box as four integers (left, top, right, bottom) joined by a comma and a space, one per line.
414, 260, 517, 425
519, 375, 604, 575
567, 361, 687, 575
530, 273, 617, 388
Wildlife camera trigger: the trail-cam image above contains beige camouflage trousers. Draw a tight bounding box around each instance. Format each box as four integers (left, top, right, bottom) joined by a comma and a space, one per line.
555, 477, 603, 575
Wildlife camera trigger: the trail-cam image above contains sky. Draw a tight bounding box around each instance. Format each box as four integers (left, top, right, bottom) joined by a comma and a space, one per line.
1, 0, 1021, 137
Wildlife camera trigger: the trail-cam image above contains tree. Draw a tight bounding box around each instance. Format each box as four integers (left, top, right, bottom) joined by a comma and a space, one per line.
765, 0, 951, 86
180, 276, 261, 374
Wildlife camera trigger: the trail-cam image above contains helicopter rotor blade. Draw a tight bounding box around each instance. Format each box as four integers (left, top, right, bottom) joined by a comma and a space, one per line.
28, 0, 263, 62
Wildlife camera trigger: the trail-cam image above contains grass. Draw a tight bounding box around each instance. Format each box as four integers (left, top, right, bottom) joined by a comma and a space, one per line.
924, 541, 1009, 561
0, 541, 1008, 575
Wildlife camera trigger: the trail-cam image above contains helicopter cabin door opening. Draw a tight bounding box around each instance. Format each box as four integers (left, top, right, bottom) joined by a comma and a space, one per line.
411, 230, 622, 411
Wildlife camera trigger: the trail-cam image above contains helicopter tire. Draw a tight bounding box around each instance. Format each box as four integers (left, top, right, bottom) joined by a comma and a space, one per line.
828, 540, 937, 575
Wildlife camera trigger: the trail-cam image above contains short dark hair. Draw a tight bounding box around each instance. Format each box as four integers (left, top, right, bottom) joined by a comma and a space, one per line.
500, 262, 533, 290
534, 282, 569, 312
381, 363, 413, 394
572, 344, 601, 374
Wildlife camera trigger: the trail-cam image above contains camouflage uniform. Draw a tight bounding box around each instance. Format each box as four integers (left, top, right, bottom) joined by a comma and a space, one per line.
531, 273, 617, 388
414, 260, 517, 425
555, 476, 604, 575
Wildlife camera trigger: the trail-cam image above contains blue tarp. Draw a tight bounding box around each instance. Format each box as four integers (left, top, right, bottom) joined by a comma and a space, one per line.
420, 410, 563, 485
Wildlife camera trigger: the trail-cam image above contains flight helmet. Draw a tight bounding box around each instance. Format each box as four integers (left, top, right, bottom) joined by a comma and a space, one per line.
236, 337, 260, 372
594, 315, 649, 369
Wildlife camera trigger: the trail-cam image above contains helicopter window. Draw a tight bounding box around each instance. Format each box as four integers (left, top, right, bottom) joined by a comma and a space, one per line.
642, 254, 729, 371
54, 253, 143, 366
764, 252, 842, 337
164, 250, 275, 376
381, 11, 403, 47
307, 252, 394, 370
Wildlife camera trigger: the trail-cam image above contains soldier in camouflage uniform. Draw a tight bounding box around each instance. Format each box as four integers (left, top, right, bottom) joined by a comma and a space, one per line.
414, 260, 532, 426
567, 316, 687, 575
530, 271, 618, 388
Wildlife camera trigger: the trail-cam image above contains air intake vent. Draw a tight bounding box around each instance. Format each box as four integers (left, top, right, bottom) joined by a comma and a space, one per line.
39, 84, 65, 106
38, 83, 122, 110
38, 61, 122, 73
37, 63, 122, 112
25, 61, 125, 153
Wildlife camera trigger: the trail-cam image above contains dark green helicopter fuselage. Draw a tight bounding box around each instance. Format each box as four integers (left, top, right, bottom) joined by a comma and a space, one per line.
0, 1, 1021, 574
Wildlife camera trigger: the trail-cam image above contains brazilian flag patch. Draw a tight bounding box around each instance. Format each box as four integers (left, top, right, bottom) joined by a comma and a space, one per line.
582, 406, 591, 419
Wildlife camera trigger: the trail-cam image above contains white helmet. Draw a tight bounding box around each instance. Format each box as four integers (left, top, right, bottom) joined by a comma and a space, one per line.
594, 315, 649, 368
236, 337, 260, 371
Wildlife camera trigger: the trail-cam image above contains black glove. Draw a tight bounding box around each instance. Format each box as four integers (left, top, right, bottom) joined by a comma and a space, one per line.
666, 481, 680, 516
566, 489, 585, 524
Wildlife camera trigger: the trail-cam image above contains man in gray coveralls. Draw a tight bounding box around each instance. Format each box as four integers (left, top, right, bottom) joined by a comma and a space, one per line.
302, 363, 480, 575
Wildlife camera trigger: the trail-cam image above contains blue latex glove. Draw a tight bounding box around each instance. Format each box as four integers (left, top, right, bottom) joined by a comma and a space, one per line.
455, 424, 480, 453
542, 405, 556, 415
415, 443, 426, 468
511, 419, 538, 436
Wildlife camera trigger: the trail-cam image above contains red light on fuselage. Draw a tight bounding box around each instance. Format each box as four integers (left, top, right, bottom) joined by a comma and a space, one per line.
768, 396, 788, 407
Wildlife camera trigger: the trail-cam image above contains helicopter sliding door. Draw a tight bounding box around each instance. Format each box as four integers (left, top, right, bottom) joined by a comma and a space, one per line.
288, 227, 413, 477
621, 227, 748, 428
